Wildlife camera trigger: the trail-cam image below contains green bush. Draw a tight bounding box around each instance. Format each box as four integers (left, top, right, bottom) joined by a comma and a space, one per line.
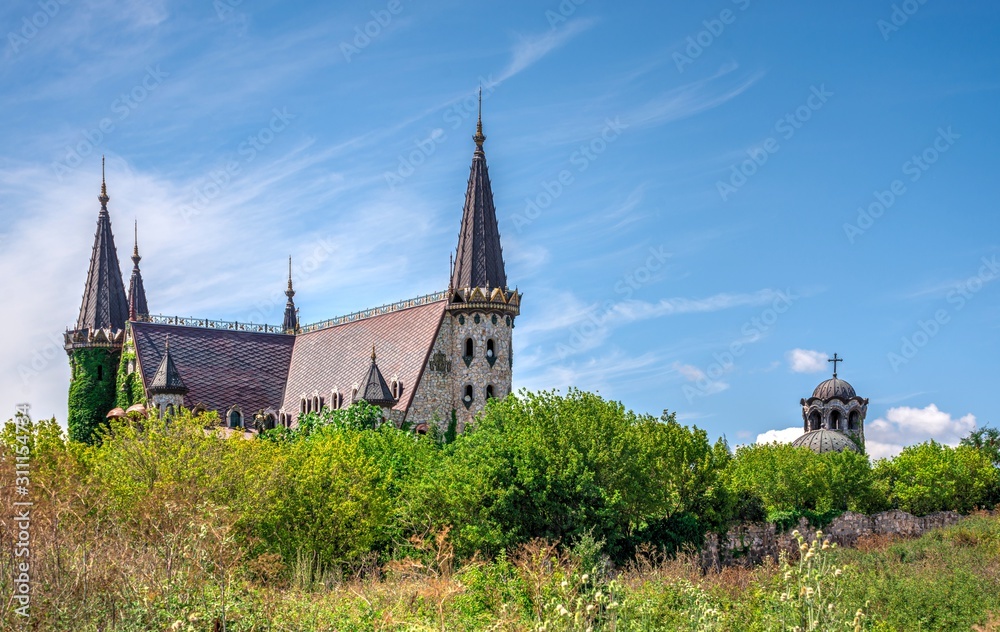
874, 441, 999, 515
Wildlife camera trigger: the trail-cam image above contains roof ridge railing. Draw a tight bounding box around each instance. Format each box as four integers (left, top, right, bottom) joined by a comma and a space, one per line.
299, 290, 448, 334
136, 314, 284, 334
134, 290, 449, 336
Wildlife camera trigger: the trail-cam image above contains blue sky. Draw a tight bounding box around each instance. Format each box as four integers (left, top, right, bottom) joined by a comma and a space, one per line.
1, 0, 997, 457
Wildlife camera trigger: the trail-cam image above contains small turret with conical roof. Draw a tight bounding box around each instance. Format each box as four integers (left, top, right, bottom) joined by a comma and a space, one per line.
148, 336, 187, 416
355, 345, 396, 409
127, 220, 149, 320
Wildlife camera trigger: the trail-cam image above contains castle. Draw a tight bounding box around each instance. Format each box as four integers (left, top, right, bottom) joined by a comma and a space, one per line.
64, 111, 520, 442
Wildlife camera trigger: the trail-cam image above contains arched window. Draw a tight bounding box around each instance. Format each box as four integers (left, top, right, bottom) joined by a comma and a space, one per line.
463, 384, 474, 408
312, 393, 321, 413
465, 338, 474, 358
331, 389, 340, 410
486, 339, 496, 367
228, 408, 242, 429
300, 397, 307, 415
808, 410, 821, 432
264, 414, 276, 430
848, 410, 859, 431
166, 404, 174, 417
391, 377, 403, 399
486, 385, 495, 400
829, 410, 841, 431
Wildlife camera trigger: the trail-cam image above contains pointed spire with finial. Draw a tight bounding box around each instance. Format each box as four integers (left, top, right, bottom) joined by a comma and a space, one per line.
472, 85, 486, 153
149, 334, 187, 395
282, 256, 298, 334
75, 156, 129, 331
127, 219, 149, 320
450, 85, 507, 292
98, 155, 110, 210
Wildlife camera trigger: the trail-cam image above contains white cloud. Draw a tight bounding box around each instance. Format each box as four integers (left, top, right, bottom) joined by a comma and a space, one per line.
674, 362, 707, 382
756, 426, 803, 444
672, 361, 729, 396
865, 404, 976, 459
786, 348, 827, 373
497, 19, 596, 83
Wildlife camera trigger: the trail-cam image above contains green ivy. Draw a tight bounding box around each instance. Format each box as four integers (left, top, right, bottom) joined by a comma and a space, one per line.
68, 347, 120, 444
115, 339, 145, 409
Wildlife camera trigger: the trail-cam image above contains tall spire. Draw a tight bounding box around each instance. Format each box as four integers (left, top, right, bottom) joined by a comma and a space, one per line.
76, 159, 129, 331
450, 99, 507, 291
282, 256, 298, 333
127, 219, 149, 320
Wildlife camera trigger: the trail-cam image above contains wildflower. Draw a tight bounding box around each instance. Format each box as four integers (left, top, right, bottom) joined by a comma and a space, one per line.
822, 540, 831, 550
170, 622, 184, 632
784, 571, 793, 581
805, 587, 814, 598
595, 591, 603, 600
582, 573, 589, 583
561, 580, 569, 588
834, 568, 843, 577
586, 604, 595, 613
557, 604, 570, 617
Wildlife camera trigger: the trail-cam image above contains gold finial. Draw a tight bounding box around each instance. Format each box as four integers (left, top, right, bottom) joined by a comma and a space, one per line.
473, 85, 486, 150
98, 155, 110, 207
285, 256, 295, 299
371, 343, 376, 362
165, 334, 169, 352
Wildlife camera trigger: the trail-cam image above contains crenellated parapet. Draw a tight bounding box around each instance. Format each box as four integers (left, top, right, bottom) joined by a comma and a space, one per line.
446, 286, 521, 317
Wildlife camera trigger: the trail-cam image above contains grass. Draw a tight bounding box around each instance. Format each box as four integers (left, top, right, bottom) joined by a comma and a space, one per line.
3, 513, 999, 631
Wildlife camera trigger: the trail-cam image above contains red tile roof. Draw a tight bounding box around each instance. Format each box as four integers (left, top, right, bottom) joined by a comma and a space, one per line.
282, 299, 446, 416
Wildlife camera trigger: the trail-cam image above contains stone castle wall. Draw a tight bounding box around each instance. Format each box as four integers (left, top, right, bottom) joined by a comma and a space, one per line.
700, 510, 965, 570
405, 309, 514, 431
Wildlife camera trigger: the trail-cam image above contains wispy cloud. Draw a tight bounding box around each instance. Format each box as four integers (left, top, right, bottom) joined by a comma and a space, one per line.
496, 19, 597, 83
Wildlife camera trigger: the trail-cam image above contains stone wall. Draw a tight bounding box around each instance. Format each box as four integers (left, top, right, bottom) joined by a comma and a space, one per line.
700, 510, 964, 570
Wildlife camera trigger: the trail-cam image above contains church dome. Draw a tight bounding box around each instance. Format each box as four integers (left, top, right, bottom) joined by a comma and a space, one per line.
812, 377, 856, 400
792, 429, 860, 454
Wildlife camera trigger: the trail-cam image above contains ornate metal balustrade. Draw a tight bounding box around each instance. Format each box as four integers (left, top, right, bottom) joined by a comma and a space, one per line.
133, 290, 449, 336
299, 290, 448, 334
136, 314, 284, 334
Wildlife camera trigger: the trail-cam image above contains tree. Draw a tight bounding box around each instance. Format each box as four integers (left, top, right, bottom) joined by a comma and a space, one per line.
875, 441, 999, 515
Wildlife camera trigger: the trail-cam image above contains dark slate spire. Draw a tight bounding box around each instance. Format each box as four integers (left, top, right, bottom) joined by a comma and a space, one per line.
355, 345, 396, 408
127, 220, 149, 320
76, 157, 129, 331
282, 256, 298, 333
148, 337, 187, 395
450, 89, 508, 292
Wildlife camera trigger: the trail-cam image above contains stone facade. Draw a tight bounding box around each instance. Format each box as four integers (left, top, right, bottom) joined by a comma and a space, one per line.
700, 510, 965, 570
404, 308, 515, 431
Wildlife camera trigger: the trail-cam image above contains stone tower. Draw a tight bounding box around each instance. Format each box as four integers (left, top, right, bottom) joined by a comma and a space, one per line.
445, 95, 521, 429
147, 337, 187, 416
64, 158, 130, 443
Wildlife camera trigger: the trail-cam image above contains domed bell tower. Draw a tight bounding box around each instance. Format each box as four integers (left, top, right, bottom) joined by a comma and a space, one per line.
798, 354, 868, 448
446, 91, 521, 429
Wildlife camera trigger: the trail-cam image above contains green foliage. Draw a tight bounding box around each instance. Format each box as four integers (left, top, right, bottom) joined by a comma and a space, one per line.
726, 442, 887, 518
68, 347, 121, 444
873, 441, 999, 515
405, 390, 731, 561
961, 424, 1000, 468
114, 339, 145, 409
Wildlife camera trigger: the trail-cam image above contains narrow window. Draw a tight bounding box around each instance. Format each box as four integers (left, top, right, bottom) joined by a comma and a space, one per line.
465, 338, 474, 358
486, 385, 495, 400
97, 365, 103, 381
464, 385, 474, 404
229, 410, 241, 428
486, 339, 495, 358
